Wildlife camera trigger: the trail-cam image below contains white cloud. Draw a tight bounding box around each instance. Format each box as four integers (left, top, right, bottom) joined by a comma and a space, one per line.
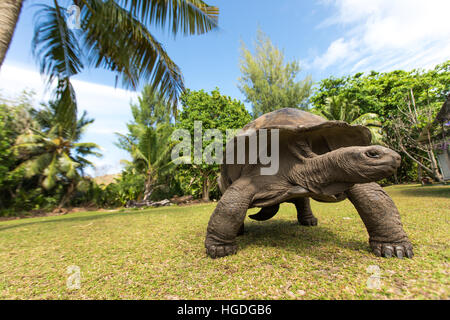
313, 38, 359, 69
314, 0, 450, 73
0, 63, 137, 175
0, 63, 138, 115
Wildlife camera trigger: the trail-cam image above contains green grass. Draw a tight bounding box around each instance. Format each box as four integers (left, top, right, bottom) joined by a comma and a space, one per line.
0, 184, 449, 299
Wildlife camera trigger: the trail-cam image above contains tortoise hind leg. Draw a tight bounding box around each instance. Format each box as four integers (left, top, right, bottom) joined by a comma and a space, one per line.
293, 197, 318, 226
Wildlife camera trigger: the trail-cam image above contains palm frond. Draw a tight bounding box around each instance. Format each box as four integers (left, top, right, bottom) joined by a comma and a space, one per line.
42, 153, 59, 190
119, 0, 219, 36
59, 153, 80, 179
54, 77, 78, 134
32, 3, 83, 83
352, 113, 382, 127
74, 141, 101, 149
74, 155, 95, 169
16, 153, 52, 178
81, 0, 184, 106
74, 110, 95, 141
114, 132, 134, 153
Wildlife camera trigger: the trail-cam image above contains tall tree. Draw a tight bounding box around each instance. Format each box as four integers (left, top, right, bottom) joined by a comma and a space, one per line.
384, 90, 445, 182
115, 88, 174, 201
13, 101, 101, 207
1, 0, 219, 118
238, 29, 312, 118
176, 88, 252, 201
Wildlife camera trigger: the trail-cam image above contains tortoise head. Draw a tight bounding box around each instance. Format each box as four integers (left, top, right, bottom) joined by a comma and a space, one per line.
286, 143, 401, 200
333, 145, 401, 183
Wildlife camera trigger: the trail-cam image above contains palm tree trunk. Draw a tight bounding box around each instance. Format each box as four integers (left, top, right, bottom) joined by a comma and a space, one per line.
0, 0, 24, 68
143, 174, 153, 201
58, 181, 75, 209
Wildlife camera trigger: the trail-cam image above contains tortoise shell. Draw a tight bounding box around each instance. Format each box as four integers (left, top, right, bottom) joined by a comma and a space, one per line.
219, 108, 372, 193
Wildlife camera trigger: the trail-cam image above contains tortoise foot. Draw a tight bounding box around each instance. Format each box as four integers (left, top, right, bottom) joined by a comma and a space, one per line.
205, 244, 238, 259
299, 217, 318, 226
370, 241, 413, 259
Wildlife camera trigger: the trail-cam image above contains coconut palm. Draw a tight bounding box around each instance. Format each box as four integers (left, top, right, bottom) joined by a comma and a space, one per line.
116, 123, 174, 201
312, 96, 384, 144
0, 0, 219, 115
13, 101, 101, 207
115, 89, 175, 200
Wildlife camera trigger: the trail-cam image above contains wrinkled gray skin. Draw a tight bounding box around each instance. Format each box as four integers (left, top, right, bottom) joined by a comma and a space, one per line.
205, 108, 413, 259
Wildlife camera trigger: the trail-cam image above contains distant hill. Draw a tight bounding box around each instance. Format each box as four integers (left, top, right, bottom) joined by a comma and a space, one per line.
93, 174, 121, 186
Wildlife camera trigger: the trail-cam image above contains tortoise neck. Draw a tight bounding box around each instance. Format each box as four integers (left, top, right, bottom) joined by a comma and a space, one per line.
291, 151, 342, 191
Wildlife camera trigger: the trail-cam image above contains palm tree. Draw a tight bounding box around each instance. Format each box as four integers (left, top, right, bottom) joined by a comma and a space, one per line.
0, 0, 24, 67
0, 0, 219, 115
312, 96, 384, 144
116, 123, 174, 201
115, 89, 174, 200
13, 101, 101, 207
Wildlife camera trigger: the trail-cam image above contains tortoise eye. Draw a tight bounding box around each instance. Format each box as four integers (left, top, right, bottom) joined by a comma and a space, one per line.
365, 150, 380, 158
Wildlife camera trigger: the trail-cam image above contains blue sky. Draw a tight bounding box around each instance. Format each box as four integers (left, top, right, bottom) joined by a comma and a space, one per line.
1, 0, 449, 175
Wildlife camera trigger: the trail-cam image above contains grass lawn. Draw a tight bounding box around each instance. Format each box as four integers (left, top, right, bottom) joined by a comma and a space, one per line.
0, 184, 449, 299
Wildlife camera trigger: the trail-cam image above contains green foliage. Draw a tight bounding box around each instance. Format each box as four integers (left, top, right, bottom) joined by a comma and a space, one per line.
311, 96, 383, 144
311, 61, 449, 119
115, 87, 176, 202
176, 88, 252, 200
0, 92, 41, 213
102, 170, 147, 206
0, 91, 101, 215
238, 29, 312, 118
13, 101, 101, 191
0, 105, 16, 187
310, 60, 450, 182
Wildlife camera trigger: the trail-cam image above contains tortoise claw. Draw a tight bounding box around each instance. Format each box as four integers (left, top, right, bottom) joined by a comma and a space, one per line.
406, 249, 414, 258
206, 244, 237, 259
373, 247, 382, 257
383, 246, 394, 258
395, 246, 404, 259
370, 241, 413, 259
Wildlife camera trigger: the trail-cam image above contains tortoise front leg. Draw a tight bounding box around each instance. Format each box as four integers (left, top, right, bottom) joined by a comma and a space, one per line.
292, 197, 318, 226
205, 179, 255, 258
346, 183, 413, 258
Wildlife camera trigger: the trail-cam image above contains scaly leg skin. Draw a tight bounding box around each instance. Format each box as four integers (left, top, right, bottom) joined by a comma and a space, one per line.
293, 197, 318, 226
346, 183, 413, 259
205, 179, 255, 258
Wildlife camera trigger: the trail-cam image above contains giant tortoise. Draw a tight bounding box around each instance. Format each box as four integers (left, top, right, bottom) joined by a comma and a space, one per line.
205, 108, 413, 259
